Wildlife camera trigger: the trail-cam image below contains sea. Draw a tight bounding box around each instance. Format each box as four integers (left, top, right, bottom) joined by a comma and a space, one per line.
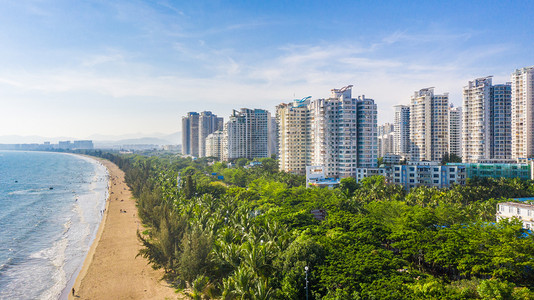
0, 151, 108, 300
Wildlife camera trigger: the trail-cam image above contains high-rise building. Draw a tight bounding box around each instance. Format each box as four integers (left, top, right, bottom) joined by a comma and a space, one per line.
198, 111, 223, 157
378, 123, 395, 158
276, 98, 311, 175
462, 77, 492, 162
182, 111, 222, 157
492, 83, 512, 160
223, 108, 271, 160
410, 88, 449, 161
462, 77, 512, 162
311, 86, 377, 177
356, 96, 378, 168
449, 105, 462, 158
205, 130, 224, 161
393, 105, 410, 156
511, 66, 534, 159
277, 86, 377, 178
268, 116, 277, 158
181, 112, 199, 156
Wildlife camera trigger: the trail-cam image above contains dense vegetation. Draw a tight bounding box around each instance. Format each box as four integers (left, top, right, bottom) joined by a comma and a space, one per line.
99, 152, 534, 299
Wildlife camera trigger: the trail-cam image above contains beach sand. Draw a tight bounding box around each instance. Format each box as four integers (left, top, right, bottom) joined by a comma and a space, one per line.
69, 158, 185, 300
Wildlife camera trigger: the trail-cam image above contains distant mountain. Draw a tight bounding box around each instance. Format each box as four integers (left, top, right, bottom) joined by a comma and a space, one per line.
95, 137, 172, 146
0, 135, 76, 144
160, 132, 181, 144
0, 132, 182, 146
89, 132, 181, 144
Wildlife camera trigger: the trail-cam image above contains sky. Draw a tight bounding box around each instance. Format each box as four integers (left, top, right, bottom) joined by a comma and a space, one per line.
0, 0, 533, 141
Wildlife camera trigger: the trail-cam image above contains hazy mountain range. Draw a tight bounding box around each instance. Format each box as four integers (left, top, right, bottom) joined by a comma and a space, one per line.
0, 132, 181, 146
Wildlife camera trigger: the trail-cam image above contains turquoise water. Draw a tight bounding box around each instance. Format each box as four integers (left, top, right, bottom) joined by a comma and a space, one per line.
0, 151, 108, 299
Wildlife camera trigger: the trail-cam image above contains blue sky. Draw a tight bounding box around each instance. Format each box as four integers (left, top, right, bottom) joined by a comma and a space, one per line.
0, 0, 533, 140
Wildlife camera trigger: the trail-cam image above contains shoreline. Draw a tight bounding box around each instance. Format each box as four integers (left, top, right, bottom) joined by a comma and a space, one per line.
59, 155, 109, 300
68, 157, 182, 299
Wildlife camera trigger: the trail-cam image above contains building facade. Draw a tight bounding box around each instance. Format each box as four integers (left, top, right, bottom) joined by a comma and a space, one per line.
462, 77, 512, 162
497, 202, 534, 230
205, 130, 224, 160
198, 111, 223, 157
410, 88, 449, 161
308, 86, 377, 178
511, 66, 534, 159
492, 83, 513, 160
394, 105, 410, 156
277, 86, 377, 178
276, 98, 311, 175
378, 123, 395, 158
390, 161, 466, 190
449, 105, 462, 158
181, 112, 199, 156
223, 108, 271, 160
448, 162, 531, 180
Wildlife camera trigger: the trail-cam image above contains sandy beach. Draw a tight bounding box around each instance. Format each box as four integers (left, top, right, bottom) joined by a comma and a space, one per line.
69, 158, 184, 300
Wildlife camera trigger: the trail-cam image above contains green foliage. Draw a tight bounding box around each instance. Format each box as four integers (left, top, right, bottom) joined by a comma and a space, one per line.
442, 152, 463, 164
99, 152, 534, 299
477, 279, 515, 300
339, 177, 358, 197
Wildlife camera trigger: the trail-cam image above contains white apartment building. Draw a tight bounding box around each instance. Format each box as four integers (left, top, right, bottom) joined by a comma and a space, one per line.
223, 108, 271, 160
309, 86, 377, 178
198, 111, 223, 157
462, 77, 512, 163
276, 98, 311, 175
277, 86, 377, 178
205, 130, 224, 161
511, 66, 534, 159
394, 105, 410, 156
449, 105, 462, 158
356, 96, 378, 168
410, 88, 449, 161
496, 202, 534, 230
462, 77, 493, 162
378, 123, 395, 158
492, 83, 512, 160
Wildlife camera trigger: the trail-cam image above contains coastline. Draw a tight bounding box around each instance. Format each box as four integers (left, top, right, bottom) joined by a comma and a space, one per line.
59, 154, 109, 300
68, 157, 182, 300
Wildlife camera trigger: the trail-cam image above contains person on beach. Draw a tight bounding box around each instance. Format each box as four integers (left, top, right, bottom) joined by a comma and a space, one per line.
72, 288, 75, 296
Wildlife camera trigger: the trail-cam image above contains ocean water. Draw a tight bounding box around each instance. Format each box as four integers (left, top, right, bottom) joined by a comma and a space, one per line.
0, 151, 108, 300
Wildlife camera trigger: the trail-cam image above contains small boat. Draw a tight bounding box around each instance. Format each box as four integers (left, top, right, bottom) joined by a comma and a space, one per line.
49, 187, 54, 190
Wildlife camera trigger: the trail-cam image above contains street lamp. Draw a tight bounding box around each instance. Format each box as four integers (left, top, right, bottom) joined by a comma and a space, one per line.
305, 266, 309, 300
